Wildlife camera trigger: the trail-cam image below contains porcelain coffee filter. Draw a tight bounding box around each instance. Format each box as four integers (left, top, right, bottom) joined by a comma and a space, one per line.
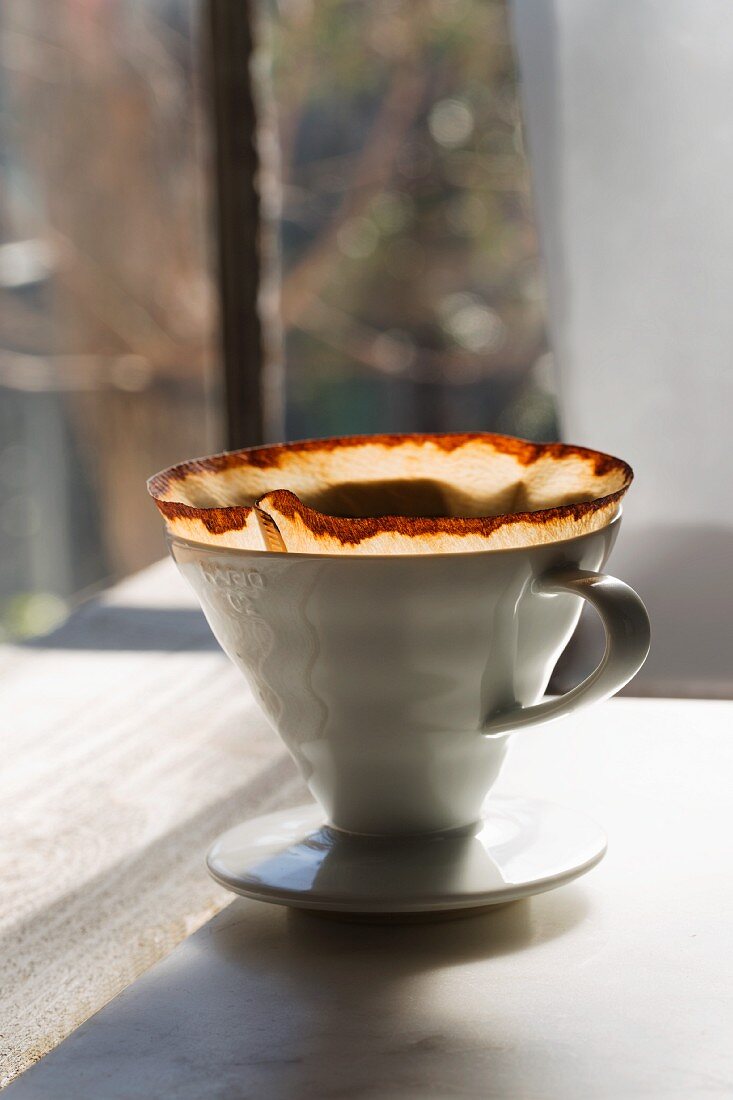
147, 433, 632, 554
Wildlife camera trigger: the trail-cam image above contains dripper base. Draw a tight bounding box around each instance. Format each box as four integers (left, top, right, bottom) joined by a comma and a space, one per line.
206, 797, 607, 918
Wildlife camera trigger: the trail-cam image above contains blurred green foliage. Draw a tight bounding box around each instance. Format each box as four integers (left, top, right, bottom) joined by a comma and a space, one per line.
267, 0, 556, 440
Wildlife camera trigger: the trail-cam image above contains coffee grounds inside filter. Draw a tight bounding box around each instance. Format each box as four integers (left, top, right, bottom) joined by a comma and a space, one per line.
301, 478, 595, 520
304, 479, 455, 518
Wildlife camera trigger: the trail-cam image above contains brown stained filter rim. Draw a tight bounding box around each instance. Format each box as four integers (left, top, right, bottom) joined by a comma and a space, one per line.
167, 511, 625, 562
258, 486, 629, 547
154, 498, 254, 535
147, 431, 633, 538
148, 431, 628, 493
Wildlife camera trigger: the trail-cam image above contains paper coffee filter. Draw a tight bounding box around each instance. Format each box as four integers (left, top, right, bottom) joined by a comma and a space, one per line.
148, 433, 632, 555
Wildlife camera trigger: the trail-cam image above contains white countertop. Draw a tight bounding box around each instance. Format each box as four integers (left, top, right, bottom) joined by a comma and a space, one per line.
7, 674, 733, 1096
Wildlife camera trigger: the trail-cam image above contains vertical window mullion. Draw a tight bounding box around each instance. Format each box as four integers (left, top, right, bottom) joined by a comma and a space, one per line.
206, 0, 264, 450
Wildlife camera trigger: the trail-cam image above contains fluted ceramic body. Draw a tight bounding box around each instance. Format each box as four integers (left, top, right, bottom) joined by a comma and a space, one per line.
171, 518, 649, 835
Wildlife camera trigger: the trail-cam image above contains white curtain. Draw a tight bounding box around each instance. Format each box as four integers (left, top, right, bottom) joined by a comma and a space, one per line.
512, 0, 733, 697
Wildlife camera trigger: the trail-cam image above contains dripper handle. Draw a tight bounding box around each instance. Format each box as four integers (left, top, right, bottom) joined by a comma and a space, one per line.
483, 566, 650, 736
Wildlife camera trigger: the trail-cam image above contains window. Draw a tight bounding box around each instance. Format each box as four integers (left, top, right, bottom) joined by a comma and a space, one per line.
0, 0, 219, 637
0, 0, 552, 637
268, 0, 553, 441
